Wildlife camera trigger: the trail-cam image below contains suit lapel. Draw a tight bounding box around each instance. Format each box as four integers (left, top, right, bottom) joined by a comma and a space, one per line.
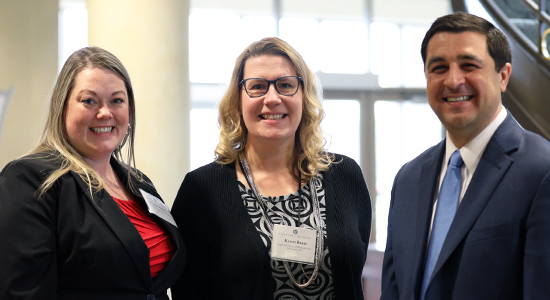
430, 114, 521, 281
114, 162, 187, 291
71, 161, 153, 290
133, 180, 185, 291
412, 142, 445, 296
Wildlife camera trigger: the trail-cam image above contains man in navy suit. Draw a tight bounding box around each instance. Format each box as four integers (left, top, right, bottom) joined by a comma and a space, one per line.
380, 12, 550, 300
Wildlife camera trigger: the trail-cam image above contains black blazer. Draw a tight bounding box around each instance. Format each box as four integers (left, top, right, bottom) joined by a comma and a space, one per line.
171, 154, 371, 300
0, 152, 185, 300
381, 113, 550, 299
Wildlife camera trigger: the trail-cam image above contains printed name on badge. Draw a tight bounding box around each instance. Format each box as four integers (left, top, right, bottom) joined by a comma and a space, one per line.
139, 189, 178, 228
271, 224, 317, 264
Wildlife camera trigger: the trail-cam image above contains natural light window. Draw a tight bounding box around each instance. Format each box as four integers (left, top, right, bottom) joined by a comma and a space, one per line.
322, 100, 360, 163
319, 20, 368, 74
401, 25, 430, 88
59, 3, 87, 69
190, 108, 219, 170
189, 12, 278, 84
374, 100, 442, 248
370, 22, 401, 88
279, 17, 321, 72
241, 16, 277, 45
189, 12, 242, 83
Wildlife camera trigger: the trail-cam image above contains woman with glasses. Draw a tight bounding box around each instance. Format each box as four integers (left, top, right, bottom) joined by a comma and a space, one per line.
171, 37, 371, 300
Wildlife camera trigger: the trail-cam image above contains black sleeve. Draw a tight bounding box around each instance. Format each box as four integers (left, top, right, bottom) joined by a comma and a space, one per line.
0, 159, 59, 299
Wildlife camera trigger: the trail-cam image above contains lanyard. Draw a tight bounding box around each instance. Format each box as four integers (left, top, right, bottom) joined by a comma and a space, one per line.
238, 155, 324, 288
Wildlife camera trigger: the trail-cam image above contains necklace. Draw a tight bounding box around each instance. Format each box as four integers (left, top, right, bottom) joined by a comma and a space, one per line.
238, 154, 324, 289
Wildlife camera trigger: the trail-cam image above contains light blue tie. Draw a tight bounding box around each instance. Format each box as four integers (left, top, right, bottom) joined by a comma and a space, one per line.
421, 150, 463, 300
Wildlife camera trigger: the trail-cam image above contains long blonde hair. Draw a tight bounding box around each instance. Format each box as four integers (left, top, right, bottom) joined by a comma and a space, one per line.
30, 47, 139, 196
215, 37, 334, 182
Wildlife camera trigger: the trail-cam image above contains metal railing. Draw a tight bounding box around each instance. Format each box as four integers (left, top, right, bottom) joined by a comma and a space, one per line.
472, 0, 550, 66
514, 0, 550, 59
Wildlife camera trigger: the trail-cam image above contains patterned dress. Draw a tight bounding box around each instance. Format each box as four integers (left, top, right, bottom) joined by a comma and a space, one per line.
238, 174, 335, 300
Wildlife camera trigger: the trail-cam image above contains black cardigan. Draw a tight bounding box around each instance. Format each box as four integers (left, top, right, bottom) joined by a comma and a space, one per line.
171, 154, 371, 299
0, 152, 186, 300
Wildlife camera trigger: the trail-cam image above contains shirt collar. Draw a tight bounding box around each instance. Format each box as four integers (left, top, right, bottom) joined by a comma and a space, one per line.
444, 107, 507, 173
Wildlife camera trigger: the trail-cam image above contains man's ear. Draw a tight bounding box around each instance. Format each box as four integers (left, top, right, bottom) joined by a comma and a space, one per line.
499, 62, 512, 93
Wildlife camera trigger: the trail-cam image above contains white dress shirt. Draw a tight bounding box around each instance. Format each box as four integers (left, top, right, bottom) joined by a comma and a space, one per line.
429, 107, 507, 232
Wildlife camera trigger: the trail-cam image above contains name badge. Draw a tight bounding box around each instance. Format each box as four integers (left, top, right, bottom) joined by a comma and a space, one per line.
271, 224, 316, 264
139, 189, 178, 228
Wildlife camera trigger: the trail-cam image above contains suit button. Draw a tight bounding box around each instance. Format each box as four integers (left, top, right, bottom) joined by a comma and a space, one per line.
147, 294, 156, 300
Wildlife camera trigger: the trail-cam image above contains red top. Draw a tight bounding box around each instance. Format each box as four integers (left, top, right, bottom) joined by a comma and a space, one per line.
113, 197, 175, 278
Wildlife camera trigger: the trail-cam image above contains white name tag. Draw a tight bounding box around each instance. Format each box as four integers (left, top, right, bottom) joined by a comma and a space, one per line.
139, 189, 178, 228
271, 224, 316, 264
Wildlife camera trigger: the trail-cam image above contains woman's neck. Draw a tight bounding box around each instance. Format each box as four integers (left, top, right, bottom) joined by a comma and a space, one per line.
239, 139, 300, 197
84, 156, 112, 178
244, 144, 292, 173
85, 155, 131, 200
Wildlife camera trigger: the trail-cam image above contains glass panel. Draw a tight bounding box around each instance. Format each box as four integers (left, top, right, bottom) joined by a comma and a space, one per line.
322, 100, 361, 163
59, 4, 88, 69
465, 0, 497, 24
189, 12, 242, 83
370, 22, 401, 87
241, 15, 277, 45
401, 25, 429, 88
190, 108, 219, 170
192, 0, 272, 12
319, 20, 369, 74
279, 17, 320, 72
373, 0, 450, 23
189, 13, 277, 84
282, 0, 364, 18
374, 100, 442, 248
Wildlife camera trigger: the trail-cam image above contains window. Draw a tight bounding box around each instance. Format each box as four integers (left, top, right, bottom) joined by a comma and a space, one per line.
370, 22, 401, 87
190, 108, 219, 169
59, 0, 87, 70
188, 12, 242, 83
189, 83, 226, 169
279, 17, 321, 71
401, 25, 430, 88
320, 20, 369, 74
322, 100, 361, 162
374, 100, 442, 247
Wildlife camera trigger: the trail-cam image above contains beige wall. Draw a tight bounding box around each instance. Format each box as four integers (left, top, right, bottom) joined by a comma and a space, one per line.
87, 0, 191, 205
0, 0, 58, 166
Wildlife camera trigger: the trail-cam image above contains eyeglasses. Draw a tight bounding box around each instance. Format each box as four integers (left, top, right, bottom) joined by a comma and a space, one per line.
240, 76, 302, 98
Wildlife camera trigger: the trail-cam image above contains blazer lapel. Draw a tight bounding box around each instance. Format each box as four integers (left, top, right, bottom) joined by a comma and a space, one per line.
135, 179, 186, 290
430, 114, 521, 281
71, 163, 153, 290
412, 142, 445, 297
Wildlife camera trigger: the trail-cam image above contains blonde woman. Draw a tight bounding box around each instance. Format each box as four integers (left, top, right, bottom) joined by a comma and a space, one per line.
0, 47, 185, 299
171, 37, 371, 299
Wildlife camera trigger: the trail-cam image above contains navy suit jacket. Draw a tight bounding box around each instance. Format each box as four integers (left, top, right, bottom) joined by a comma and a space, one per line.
0, 152, 185, 300
381, 113, 550, 300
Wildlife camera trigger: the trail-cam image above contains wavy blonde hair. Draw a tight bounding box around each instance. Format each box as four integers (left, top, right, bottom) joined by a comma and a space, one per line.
29, 47, 139, 196
215, 37, 334, 182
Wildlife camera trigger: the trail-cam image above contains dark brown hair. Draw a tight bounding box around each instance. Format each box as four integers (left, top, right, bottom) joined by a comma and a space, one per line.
421, 12, 512, 72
